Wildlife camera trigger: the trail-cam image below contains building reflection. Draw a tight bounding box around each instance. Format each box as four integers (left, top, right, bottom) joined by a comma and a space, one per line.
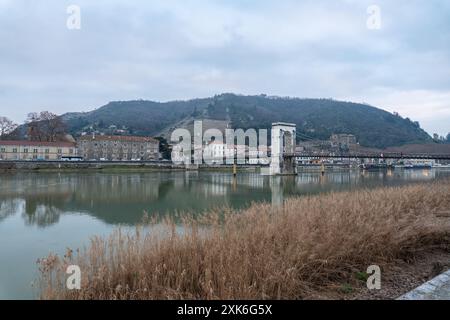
0, 169, 445, 228
270, 176, 283, 207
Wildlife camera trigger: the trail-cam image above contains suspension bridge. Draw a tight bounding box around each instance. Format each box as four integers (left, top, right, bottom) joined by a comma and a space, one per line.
270, 122, 450, 175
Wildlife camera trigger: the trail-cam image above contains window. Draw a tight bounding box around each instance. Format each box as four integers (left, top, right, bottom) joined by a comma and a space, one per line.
45, 149, 50, 154
13, 148, 17, 153
33, 149, 38, 153
57, 149, 62, 154
1, 148, 6, 152
23, 148, 28, 153
69, 149, 74, 154
45, 155, 49, 160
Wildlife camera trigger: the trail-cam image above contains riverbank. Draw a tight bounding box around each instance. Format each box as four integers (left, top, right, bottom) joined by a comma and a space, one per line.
37, 180, 450, 300
0, 160, 260, 172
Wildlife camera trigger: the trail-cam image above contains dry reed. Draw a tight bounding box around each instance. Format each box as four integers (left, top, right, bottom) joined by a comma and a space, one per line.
38, 180, 450, 300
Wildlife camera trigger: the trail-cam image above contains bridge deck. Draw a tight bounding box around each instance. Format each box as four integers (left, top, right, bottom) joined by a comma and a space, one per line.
287, 153, 450, 160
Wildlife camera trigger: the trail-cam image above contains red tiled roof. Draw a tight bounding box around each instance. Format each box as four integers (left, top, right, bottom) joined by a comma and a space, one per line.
0, 140, 76, 147
78, 135, 158, 143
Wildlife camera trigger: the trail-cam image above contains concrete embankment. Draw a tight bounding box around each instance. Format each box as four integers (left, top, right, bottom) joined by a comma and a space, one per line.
399, 269, 450, 300
0, 161, 260, 172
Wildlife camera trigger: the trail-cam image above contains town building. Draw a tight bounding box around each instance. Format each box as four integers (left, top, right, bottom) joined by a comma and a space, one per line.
77, 135, 160, 161
203, 140, 226, 164
171, 144, 188, 164
330, 134, 357, 148
0, 140, 76, 160
248, 145, 270, 165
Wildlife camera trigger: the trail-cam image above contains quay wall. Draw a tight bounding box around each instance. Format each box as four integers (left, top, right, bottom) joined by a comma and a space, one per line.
0, 160, 260, 172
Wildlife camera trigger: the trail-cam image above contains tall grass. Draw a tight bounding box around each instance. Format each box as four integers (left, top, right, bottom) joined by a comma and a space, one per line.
38, 180, 450, 300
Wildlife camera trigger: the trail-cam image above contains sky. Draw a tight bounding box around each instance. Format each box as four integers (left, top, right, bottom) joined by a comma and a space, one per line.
0, 0, 449, 136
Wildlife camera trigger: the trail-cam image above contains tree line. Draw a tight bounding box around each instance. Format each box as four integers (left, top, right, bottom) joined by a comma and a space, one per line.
1, 109, 449, 146
433, 133, 450, 144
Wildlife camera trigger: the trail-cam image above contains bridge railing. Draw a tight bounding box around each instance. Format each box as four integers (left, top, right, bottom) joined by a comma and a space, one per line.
290, 152, 450, 160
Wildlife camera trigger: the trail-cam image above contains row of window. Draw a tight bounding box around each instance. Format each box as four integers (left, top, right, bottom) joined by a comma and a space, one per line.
0, 154, 66, 159
0, 148, 73, 154
83, 147, 147, 151
88, 145, 148, 150
85, 152, 146, 157
84, 142, 155, 148
82, 149, 157, 154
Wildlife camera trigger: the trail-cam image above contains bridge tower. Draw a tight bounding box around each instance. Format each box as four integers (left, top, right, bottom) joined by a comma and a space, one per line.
270, 122, 297, 175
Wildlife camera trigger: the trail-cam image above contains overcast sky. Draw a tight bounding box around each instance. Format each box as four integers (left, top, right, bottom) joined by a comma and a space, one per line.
0, 0, 449, 135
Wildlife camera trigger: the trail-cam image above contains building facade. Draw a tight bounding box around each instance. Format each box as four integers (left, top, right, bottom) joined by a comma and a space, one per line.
203, 141, 226, 164
77, 135, 160, 161
330, 134, 357, 148
248, 146, 270, 165
172, 141, 271, 165
0, 141, 76, 160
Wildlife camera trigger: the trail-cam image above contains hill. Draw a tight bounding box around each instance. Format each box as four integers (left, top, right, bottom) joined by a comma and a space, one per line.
58, 94, 432, 148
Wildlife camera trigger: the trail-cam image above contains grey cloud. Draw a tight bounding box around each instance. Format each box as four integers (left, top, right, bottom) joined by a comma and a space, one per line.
0, 0, 448, 135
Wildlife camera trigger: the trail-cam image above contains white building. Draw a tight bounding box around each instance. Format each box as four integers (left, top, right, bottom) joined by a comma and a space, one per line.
172, 140, 271, 165
203, 141, 226, 164
248, 145, 270, 165
171, 144, 190, 164
0, 140, 77, 161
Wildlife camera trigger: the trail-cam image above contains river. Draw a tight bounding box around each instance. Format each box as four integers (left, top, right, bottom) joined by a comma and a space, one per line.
1, 168, 450, 299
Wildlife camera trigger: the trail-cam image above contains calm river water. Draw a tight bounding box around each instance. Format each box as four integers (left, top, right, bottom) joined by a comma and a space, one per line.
1, 169, 450, 299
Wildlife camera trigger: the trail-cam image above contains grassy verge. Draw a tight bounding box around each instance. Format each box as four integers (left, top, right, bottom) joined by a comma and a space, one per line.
38, 180, 450, 300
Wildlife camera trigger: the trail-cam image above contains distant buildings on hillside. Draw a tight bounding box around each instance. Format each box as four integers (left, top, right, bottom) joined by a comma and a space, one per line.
79, 124, 131, 137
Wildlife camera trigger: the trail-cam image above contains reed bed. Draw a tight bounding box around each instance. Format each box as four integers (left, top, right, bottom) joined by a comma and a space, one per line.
38, 180, 450, 300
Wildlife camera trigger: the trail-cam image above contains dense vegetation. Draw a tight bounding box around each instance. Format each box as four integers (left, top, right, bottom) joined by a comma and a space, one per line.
62, 94, 431, 148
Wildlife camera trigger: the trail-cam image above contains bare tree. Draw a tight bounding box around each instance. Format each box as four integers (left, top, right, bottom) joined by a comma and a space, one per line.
39, 111, 67, 142
27, 111, 67, 142
27, 112, 44, 141
0, 116, 17, 139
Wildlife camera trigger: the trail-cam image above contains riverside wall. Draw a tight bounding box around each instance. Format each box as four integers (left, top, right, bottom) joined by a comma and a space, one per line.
0, 160, 260, 172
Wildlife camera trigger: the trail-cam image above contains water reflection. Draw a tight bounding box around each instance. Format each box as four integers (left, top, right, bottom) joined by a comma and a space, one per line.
0, 169, 449, 227
1, 168, 449, 300
0, 199, 21, 222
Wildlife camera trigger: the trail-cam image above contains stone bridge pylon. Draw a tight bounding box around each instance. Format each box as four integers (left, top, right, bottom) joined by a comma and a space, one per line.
269, 122, 297, 175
